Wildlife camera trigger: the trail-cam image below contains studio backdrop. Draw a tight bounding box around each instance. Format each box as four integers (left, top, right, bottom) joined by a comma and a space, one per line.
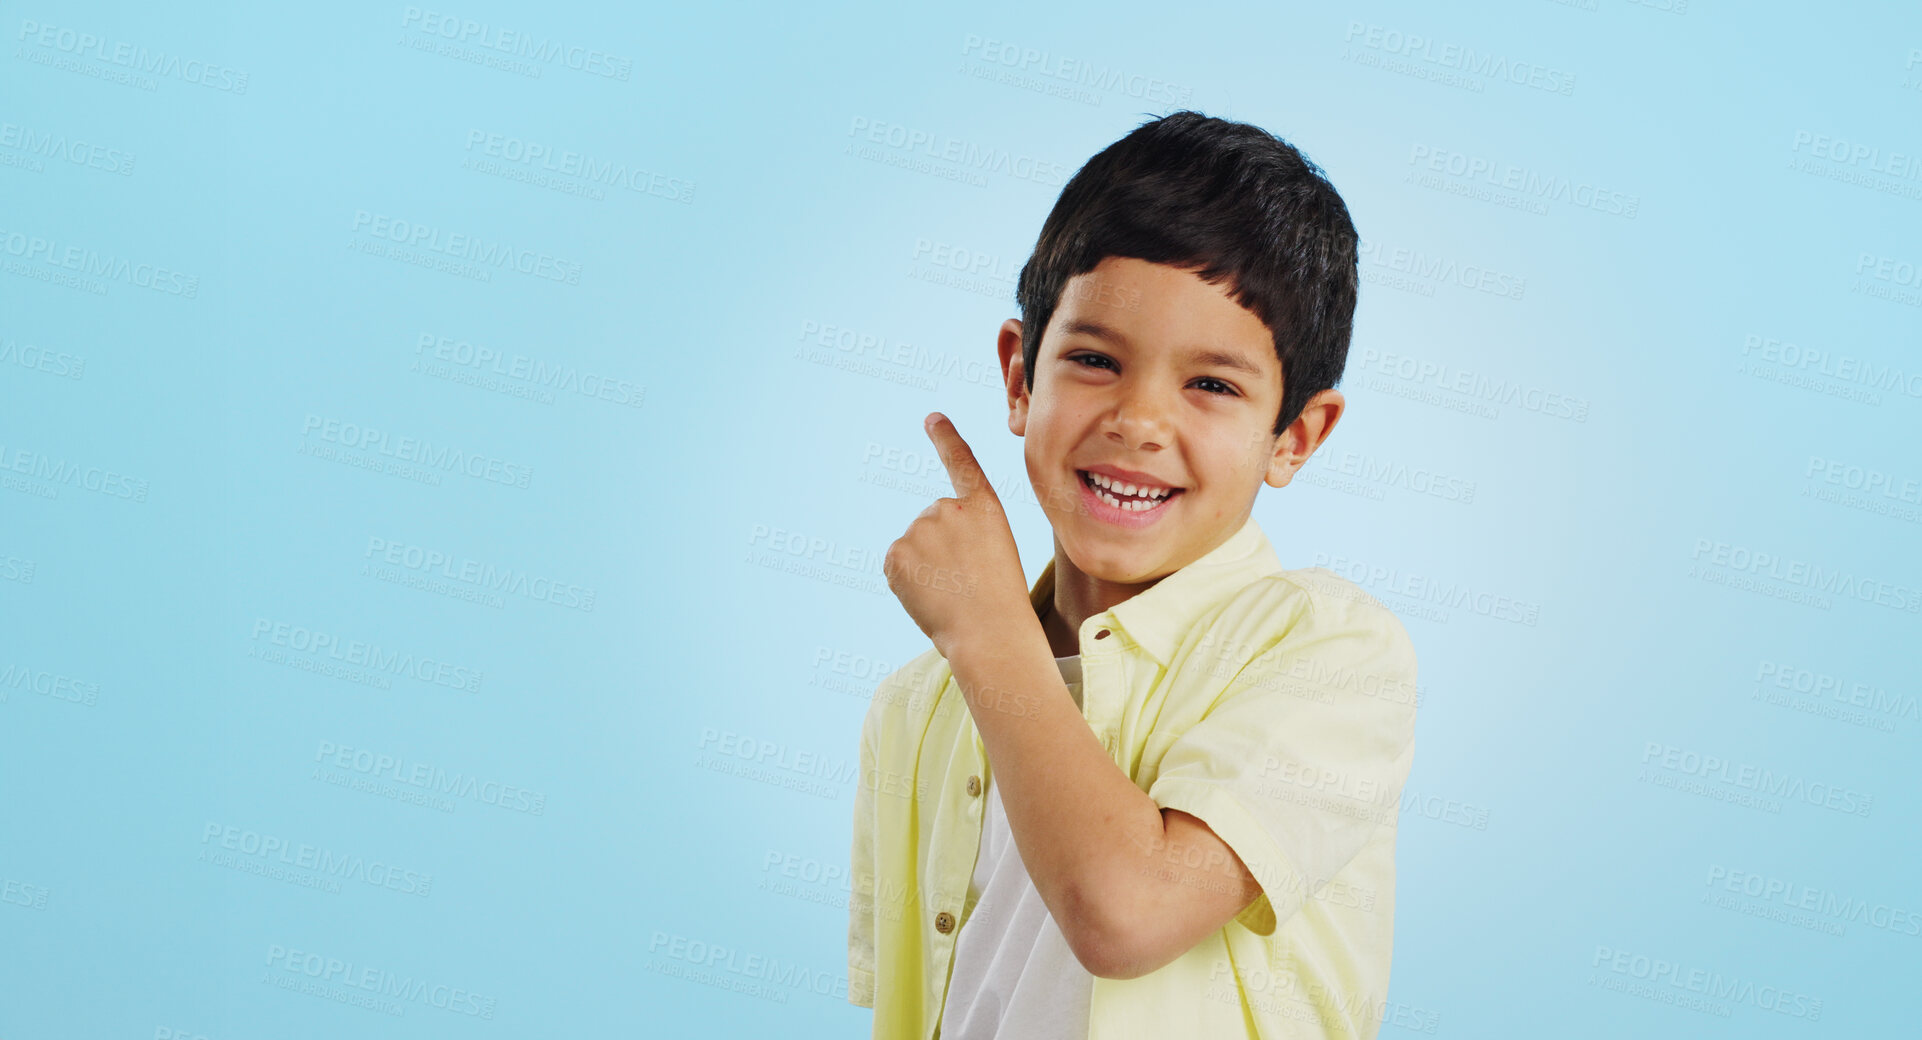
3, 1, 1918, 1037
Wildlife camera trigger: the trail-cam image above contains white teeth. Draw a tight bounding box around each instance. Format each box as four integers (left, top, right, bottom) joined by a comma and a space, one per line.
1085, 471, 1173, 500
1084, 470, 1176, 511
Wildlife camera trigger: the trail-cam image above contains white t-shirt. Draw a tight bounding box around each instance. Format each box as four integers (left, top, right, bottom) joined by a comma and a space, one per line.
937, 655, 1094, 1040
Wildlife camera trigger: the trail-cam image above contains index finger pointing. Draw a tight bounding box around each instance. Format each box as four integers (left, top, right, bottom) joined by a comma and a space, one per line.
924, 412, 991, 500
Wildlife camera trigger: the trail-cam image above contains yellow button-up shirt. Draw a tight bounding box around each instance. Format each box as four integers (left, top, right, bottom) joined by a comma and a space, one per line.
848, 514, 1420, 1039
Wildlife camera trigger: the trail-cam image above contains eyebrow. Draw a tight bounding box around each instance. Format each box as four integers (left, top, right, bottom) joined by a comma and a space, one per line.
1058, 318, 1267, 378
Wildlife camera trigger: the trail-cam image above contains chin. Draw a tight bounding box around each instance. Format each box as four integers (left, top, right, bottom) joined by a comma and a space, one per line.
1065, 543, 1163, 583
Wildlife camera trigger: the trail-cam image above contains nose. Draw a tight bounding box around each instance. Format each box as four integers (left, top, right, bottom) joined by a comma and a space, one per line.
1103, 380, 1174, 452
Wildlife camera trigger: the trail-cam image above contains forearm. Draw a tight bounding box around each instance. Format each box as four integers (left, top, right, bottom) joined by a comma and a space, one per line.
945, 620, 1165, 961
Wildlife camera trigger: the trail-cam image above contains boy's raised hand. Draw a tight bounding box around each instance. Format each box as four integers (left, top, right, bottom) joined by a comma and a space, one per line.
884, 412, 1035, 660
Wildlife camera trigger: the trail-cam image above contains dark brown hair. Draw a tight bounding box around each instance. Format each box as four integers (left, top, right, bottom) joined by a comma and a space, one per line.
1015, 110, 1360, 435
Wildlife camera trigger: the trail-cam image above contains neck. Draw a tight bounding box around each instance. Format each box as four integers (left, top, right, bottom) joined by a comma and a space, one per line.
1039, 536, 1167, 659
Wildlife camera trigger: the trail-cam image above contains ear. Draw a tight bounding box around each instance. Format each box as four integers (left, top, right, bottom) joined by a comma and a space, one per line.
998, 318, 1029, 437
1264, 388, 1345, 489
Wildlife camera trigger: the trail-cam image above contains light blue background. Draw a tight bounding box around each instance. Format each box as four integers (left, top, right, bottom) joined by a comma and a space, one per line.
3, 1, 1918, 1036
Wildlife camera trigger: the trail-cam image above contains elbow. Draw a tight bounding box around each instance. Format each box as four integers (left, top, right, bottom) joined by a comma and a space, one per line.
1060, 877, 1158, 981
1066, 922, 1163, 981
1065, 920, 1140, 980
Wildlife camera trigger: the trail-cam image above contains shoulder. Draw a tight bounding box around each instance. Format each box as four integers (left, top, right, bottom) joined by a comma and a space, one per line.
860, 646, 953, 747
1205, 568, 1419, 704
1270, 568, 1413, 645
1203, 567, 1411, 645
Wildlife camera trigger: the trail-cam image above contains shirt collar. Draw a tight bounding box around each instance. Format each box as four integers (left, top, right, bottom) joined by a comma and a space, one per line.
1026, 513, 1285, 666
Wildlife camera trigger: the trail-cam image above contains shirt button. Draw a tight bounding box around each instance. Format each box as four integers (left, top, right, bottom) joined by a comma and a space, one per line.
966, 775, 981, 796
935, 911, 955, 934
1094, 628, 1110, 639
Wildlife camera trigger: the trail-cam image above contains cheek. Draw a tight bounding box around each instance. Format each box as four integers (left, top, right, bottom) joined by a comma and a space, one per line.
1240, 427, 1278, 473
1200, 429, 1261, 476
1030, 397, 1094, 442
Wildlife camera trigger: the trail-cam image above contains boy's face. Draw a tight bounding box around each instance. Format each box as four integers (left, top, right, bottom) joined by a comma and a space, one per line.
999, 256, 1343, 587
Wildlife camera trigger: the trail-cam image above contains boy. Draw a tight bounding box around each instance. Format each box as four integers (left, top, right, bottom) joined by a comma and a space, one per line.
849, 111, 1419, 1039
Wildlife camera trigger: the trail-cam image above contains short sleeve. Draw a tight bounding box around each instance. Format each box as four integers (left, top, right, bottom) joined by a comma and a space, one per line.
1146, 597, 1418, 936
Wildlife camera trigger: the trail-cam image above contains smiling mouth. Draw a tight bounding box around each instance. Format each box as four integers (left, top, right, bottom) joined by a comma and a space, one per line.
1077, 470, 1185, 512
